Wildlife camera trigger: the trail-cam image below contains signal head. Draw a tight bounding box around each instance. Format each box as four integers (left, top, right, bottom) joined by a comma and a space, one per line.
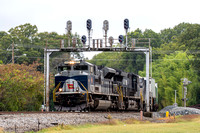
66, 20, 72, 31
103, 20, 109, 31
118, 35, 124, 44
81, 35, 87, 44
87, 19, 92, 30
124, 19, 129, 30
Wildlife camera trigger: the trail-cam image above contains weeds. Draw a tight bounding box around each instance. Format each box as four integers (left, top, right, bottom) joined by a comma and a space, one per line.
38, 124, 73, 133
123, 118, 151, 124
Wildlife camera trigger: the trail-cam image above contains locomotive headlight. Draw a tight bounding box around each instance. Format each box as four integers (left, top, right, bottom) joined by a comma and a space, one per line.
59, 88, 63, 92
69, 61, 75, 65
76, 87, 79, 92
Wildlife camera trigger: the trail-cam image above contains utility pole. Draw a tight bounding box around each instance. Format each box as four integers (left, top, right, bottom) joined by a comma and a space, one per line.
173, 90, 178, 106
12, 42, 14, 64
182, 78, 192, 107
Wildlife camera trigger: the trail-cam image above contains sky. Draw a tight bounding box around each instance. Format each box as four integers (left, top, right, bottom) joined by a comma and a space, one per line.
0, 0, 200, 59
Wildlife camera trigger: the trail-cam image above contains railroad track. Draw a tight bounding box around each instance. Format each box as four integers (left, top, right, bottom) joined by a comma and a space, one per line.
0, 111, 143, 132
0, 111, 140, 115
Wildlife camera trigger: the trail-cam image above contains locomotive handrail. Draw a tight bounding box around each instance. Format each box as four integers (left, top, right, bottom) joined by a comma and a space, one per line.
77, 81, 89, 103
115, 85, 123, 103
53, 82, 61, 102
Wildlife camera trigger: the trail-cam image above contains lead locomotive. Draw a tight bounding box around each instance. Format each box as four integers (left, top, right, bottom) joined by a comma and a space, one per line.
53, 60, 157, 111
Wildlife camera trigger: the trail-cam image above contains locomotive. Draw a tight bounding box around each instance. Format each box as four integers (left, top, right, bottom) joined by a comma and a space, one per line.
53, 60, 158, 111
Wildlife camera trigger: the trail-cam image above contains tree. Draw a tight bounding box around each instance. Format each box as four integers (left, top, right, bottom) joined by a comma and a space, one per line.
8, 23, 38, 42
89, 52, 145, 74
0, 63, 44, 111
139, 52, 200, 108
174, 24, 200, 78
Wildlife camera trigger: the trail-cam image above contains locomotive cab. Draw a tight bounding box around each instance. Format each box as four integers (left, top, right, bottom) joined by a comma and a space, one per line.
55, 60, 91, 93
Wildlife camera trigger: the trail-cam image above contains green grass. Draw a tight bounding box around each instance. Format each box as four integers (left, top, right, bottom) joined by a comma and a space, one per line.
32, 115, 200, 133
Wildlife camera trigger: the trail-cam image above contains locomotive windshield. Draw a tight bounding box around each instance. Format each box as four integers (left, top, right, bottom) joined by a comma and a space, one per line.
74, 65, 88, 71
58, 66, 71, 72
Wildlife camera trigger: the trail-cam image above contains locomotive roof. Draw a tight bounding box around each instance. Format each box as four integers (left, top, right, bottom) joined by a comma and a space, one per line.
55, 60, 139, 77
83, 61, 94, 66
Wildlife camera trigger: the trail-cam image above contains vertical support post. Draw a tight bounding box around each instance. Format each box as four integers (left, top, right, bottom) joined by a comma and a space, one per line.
173, 90, 178, 106
60, 40, 62, 49
12, 42, 14, 64
105, 30, 107, 47
93, 39, 95, 48
182, 78, 191, 107
46, 51, 51, 112
88, 31, 90, 49
145, 51, 150, 112
100, 39, 103, 48
149, 38, 152, 79
68, 33, 70, 47
182, 86, 184, 106
66, 20, 72, 47
125, 30, 128, 48
184, 86, 187, 107
97, 39, 99, 48
44, 49, 47, 110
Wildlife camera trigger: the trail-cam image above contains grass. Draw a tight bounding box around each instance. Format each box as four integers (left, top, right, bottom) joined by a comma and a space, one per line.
23, 115, 200, 133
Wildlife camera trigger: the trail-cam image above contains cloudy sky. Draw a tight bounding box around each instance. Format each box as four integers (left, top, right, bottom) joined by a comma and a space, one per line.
1, 0, 199, 39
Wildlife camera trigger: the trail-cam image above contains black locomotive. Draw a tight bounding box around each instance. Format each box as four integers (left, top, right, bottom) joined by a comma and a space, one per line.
53, 60, 158, 111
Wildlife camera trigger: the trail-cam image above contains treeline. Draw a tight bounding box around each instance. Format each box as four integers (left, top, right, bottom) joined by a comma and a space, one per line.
90, 23, 200, 108
0, 23, 82, 65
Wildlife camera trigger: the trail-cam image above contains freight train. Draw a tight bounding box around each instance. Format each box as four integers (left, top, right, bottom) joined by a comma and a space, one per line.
53, 60, 158, 111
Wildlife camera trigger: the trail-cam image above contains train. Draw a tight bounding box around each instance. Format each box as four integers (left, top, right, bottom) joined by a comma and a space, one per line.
53, 60, 158, 112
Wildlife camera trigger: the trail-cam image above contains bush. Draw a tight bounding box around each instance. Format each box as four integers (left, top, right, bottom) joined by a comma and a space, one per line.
0, 63, 44, 111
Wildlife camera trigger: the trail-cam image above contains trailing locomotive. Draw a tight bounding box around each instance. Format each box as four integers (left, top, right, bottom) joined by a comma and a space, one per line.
53, 60, 158, 111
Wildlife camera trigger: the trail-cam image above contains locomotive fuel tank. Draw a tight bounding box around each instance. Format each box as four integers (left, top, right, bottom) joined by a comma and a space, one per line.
94, 100, 112, 110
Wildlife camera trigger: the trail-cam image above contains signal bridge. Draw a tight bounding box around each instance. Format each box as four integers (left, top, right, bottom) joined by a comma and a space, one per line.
43, 19, 151, 112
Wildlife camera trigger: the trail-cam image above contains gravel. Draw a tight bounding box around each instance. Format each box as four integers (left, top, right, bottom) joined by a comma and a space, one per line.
159, 105, 200, 117
0, 112, 150, 133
